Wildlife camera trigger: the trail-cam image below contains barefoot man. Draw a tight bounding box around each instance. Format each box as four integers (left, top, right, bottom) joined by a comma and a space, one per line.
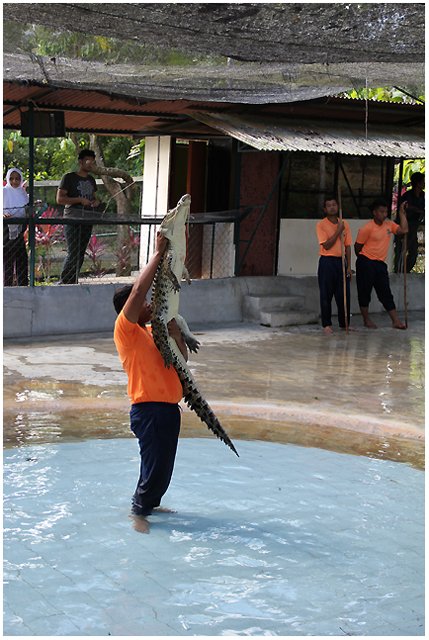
113, 233, 188, 532
316, 195, 352, 335
355, 199, 408, 330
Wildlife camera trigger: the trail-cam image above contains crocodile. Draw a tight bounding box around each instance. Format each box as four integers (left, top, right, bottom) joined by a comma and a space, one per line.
151, 193, 239, 457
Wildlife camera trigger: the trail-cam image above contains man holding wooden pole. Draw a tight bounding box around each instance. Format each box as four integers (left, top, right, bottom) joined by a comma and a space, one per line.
316, 195, 352, 335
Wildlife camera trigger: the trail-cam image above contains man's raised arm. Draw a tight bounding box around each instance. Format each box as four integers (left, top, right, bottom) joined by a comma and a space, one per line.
123, 232, 167, 323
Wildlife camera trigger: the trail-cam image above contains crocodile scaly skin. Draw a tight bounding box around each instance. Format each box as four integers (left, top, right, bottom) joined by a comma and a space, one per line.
151, 194, 239, 456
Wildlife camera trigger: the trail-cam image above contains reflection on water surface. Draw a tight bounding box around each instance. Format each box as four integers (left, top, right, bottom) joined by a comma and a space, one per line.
3, 317, 424, 470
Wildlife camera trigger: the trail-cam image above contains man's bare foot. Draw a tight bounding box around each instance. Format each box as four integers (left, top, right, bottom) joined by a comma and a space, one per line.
129, 514, 150, 534
323, 326, 334, 335
364, 320, 377, 329
153, 507, 177, 514
392, 321, 407, 330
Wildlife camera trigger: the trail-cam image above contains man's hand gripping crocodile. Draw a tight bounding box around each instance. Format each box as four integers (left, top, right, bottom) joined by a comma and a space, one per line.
151, 194, 239, 456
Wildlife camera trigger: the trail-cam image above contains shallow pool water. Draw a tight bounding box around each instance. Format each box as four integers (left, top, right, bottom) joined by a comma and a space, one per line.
3, 318, 425, 635
4, 438, 424, 636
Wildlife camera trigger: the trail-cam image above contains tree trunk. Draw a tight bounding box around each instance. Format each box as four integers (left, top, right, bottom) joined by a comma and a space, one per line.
89, 135, 136, 276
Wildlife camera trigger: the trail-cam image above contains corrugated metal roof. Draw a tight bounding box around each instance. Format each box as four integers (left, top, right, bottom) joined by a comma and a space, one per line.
3, 79, 424, 147
2, 81, 230, 135
192, 111, 425, 158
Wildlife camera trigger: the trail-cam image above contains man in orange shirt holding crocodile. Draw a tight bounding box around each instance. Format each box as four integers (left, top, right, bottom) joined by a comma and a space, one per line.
113, 233, 187, 531
354, 199, 408, 329
316, 196, 352, 335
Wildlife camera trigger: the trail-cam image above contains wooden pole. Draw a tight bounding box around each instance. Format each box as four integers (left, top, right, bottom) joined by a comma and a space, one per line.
337, 187, 349, 333
403, 232, 408, 328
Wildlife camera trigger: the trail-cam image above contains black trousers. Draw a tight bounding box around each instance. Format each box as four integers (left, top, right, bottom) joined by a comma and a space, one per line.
60, 223, 93, 284
356, 255, 395, 312
3, 234, 29, 286
317, 255, 350, 328
130, 402, 181, 516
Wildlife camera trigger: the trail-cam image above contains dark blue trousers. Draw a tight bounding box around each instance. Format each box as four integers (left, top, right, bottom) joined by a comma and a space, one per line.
317, 255, 350, 328
130, 402, 181, 516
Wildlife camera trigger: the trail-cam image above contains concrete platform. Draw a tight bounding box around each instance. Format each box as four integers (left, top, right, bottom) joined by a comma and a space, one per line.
4, 438, 424, 636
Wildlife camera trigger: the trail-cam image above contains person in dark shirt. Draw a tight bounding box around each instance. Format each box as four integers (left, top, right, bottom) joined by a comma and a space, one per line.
56, 149, 102, 284
394, 172, 425, 273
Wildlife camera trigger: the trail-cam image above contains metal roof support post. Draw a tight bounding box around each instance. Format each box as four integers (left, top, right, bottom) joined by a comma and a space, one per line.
209, 223, 215, 279
27, 104, 36, 287
338, 159, 362, 217
396, 159, 404, 217
385, 158, 395, 206
395, 159, 408, 325
393, 158, 404, 274
281, 153, 292, 214
232, 140, 242, 276
318, 154, 326, 214
359, 158, 366, 213
333, 154, 339, 199
274, 151, 290, 275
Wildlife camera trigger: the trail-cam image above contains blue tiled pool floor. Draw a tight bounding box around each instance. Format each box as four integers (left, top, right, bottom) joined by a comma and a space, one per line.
4, 438, 424, 636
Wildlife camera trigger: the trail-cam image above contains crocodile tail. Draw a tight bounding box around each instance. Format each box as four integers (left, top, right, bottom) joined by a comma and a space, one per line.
180, 372, 239, 457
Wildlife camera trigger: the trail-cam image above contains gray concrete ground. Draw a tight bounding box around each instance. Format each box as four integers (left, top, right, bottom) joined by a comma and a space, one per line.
3, 313, 425, 636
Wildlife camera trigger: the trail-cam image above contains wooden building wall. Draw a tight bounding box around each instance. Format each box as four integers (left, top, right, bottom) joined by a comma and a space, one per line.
237, 151, 281, 276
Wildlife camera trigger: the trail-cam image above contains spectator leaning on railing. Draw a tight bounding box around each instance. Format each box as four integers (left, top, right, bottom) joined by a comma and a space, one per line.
3, 167, 29, 286
56, 148, 102, 284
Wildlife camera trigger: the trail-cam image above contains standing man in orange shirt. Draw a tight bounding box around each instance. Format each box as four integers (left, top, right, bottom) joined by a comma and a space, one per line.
113, 233, 187, 530
316, 196, 352, 335
354, 199, 408, 329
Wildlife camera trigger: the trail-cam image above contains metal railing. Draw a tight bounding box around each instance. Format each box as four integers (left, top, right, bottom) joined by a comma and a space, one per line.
3, 206, 252, 287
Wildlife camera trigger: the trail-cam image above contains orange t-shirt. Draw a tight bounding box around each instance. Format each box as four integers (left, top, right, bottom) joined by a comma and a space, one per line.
114, 311, 183, 405
356, 219, 400, 262
316, 217, 352, 257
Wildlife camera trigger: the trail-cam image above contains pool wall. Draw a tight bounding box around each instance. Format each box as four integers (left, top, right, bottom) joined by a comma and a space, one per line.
3, 274, 425, 339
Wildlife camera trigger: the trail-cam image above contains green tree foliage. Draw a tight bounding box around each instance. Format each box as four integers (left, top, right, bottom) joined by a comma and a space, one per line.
343, 87, 425, 182
3, 132, 144, 181
394, 159, 425, 186
343, 87, 425, 104
5, 21, 217, 66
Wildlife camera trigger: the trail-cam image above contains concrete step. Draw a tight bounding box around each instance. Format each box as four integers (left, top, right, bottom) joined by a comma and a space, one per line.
243, 294, 304, 321
259, 309, 319, 327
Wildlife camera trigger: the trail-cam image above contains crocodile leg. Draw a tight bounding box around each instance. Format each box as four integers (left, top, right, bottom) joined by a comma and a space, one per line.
175, 314, 200, 353
182, 265, 191, 284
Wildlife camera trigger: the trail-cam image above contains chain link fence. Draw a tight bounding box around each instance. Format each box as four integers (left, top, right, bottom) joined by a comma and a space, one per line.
3, 206, 251, 286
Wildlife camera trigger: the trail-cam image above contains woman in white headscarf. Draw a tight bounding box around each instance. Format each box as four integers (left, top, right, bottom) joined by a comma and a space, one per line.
3, 167, 29, 286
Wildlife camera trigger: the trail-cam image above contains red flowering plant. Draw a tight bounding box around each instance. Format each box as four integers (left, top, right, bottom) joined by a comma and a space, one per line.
391, 186, 407, 217
85, 233, 107, 277
33, 206, 65, 282
114, 227, 140, 276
